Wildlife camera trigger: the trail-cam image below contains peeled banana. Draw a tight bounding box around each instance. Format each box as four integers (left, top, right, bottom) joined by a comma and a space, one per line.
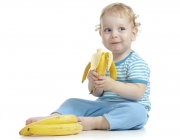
19, 114, 82, 136
82, 48, 117, 93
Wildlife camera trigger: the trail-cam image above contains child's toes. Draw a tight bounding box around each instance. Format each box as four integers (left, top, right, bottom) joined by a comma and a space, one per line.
25, 118, 32, 125
31, 118, 38, 123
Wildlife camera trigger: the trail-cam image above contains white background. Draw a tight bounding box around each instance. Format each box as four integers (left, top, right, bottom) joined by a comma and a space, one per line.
0, 0, 180, 139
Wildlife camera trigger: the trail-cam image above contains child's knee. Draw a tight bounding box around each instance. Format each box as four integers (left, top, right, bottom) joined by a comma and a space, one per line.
125, 103, 148, 126
61, 98, 79, 107
105, 103, 148, 130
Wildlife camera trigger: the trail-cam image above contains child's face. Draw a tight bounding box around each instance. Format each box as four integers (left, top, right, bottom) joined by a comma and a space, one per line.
100, 14, 137, 56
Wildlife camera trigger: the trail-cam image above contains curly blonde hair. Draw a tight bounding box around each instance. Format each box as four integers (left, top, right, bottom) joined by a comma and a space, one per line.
96, 3, 141, 32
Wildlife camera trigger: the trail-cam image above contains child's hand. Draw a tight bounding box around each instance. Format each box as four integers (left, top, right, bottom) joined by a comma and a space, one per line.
93, 76, 115, 90
87, 70, 99, 83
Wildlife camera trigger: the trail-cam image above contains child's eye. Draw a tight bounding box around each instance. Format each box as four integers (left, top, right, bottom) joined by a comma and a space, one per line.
104, 28, 111, 32
118, 27, 125, 31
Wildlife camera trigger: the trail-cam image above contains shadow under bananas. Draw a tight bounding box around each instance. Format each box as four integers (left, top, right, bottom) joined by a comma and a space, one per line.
20, 127, 147, 140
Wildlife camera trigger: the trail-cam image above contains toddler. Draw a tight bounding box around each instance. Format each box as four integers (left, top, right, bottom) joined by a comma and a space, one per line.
26, 2, 151, 131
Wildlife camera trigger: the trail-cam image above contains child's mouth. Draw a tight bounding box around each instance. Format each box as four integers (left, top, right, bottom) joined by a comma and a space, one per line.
111, 42, 120, 44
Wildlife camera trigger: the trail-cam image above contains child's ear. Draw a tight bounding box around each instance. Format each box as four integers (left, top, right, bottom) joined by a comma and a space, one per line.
131, 27, 138, 41
99, 30, 102, 36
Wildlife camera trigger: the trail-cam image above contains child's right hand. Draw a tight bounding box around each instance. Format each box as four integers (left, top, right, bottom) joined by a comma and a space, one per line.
87, 70, 99, 83
87, 70, 104, 95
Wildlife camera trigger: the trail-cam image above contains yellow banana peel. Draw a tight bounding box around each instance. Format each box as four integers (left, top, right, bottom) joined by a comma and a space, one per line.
28, 123, 82, 136
19, 114, 82, 136
82, 48, 117, 93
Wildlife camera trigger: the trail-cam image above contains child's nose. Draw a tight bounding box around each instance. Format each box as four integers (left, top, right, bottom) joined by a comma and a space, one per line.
111, 30, 118, 38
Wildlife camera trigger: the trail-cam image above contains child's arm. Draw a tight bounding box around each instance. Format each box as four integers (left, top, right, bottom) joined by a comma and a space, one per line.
88, 80, 103, 97
112, 81, 146, 100
93, 76, 146, 100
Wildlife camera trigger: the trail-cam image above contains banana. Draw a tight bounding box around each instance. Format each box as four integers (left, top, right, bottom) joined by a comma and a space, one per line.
28, 123, 83, 136
82, 62, 91, 83
82, 48, 117, 93
19, 115, 78, 136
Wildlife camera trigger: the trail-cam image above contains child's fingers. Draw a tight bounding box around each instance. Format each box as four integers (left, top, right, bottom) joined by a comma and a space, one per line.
93, 80, 103, 85
97, 76, 105, 80
87, 74, 98, 82
91, 70, 99, 77
88, 70, 99, 81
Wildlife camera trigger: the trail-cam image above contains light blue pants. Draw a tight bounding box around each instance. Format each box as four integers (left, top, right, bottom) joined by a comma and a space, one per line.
52, 98, 148, 130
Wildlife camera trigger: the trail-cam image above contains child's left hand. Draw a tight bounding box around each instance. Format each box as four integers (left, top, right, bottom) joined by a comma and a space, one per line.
93, 76, 115, 90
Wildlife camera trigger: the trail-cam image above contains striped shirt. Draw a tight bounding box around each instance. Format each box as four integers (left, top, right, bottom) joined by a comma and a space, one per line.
97, 50, 151, 112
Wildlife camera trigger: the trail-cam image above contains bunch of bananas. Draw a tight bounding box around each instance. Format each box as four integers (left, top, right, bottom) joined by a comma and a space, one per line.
82, 48, 117, 93
19, 115, 82, 136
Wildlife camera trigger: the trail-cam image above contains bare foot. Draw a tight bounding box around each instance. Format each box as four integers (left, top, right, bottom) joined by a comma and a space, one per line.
78, 116, 110, 131
25, 116, 47, 125
25, 113, 60, 125
78, 117, 99, 131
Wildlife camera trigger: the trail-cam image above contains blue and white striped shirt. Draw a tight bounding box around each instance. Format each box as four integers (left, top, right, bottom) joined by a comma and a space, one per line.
97, 50, 151, 111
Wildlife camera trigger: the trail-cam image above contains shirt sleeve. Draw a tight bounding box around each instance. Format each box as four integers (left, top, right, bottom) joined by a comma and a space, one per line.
127, 59, 150, 85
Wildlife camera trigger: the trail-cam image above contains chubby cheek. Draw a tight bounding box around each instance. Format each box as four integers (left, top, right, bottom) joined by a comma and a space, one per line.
102, 39, 108, 48
101, 36, 109, 46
